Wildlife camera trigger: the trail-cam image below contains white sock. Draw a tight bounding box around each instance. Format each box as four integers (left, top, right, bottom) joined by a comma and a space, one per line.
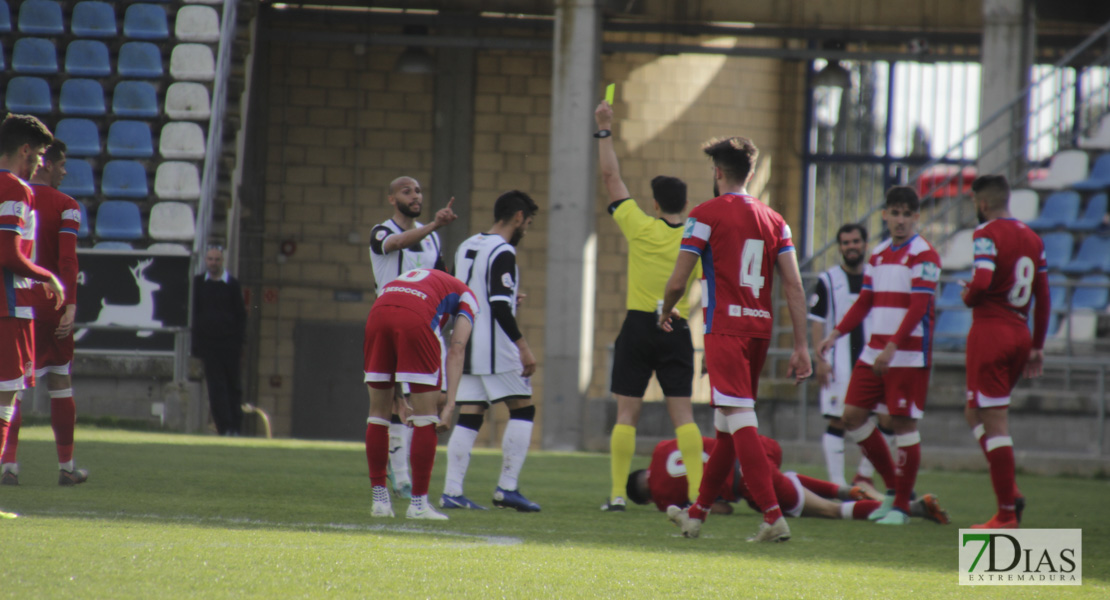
498, 419, 534, 491
59, 460, 74, 472
388, 422, 411, 486
857, 455, 875, 479
840, 501, 856, 520
443, 425, 479, 497
822, 432, 847, 486
1, 463, 17, 475
409, 494, 427, 511
372, 485, 390, 505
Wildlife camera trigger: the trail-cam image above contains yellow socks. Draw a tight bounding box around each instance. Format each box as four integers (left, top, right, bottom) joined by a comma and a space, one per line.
675, 422, 704, 503
610, 424, 636, 501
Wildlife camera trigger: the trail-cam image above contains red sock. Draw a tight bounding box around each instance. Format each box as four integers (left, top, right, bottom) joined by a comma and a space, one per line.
689, 430, 736, 522
770, 471, 799, 514
977, 420, 1021, 498
986, 441, 1017, 520
51, 396, 76, 464
796, 473, 840, 499
894, 442, 920, 513
853, 500, 881, 520
732, 427, 782, 524
856, 427, 896, 490
365, 422, 389, 487
409, 424, 436, 497
1, 399, 20, 464
0, 418, 9, 460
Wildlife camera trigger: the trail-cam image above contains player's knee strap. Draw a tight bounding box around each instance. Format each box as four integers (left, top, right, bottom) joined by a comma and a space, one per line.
971, 424, 985, 441
713, 409, 728, 433
367, 417, 391, 427
0, 405, 14, 422
724, 411, 758, 433
408, 415, 440, 427
985, 436, 1013, 452
845, 419, 876, 443
895, 431, 921, 447
508, 405, 535, 422
49, 388, 73, 399
457, 412, 484, 432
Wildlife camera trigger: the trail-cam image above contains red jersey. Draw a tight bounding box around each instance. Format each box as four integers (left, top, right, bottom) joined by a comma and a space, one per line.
0, 170, 44, 318
371, 268, 478, 330
681, 194, 794, 338
964, 218, 1050, 346
31, 184, 80, 307
646, 435, 782, 512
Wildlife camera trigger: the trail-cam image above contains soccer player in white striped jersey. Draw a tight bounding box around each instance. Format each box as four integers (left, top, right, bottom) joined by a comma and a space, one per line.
440, 190, 541, 512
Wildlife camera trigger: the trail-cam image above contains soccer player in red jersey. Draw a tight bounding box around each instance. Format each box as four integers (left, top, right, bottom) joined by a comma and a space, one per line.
819, 186, 941, 525
0, 115, 65, 517
0, 140, 87, 487
659, 137, 812, 542
363, 268, 477, 520
962, 175, 1049, 529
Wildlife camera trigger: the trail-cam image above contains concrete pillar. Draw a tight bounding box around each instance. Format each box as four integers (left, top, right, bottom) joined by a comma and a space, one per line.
430, 23, 475, 261
543, 0, 600, 451
978, 0, 1035, 178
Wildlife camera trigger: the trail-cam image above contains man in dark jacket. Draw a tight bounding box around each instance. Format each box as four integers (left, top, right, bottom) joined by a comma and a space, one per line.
192, 246, 246, 435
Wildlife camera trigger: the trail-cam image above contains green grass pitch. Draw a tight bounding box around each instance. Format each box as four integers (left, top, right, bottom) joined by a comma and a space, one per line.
0, 426, 1106, 599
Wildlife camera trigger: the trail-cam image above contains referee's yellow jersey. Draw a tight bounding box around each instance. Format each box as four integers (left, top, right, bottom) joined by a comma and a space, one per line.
611, 198, 701, 319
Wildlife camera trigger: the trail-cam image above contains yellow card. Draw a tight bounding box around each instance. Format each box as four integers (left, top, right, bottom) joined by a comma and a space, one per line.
605, 83, 615, 105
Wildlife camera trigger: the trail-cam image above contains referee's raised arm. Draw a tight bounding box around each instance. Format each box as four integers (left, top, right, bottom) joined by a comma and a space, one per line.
595, 101, 631, 203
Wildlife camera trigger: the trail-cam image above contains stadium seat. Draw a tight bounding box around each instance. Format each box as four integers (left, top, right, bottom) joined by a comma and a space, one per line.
76, 201, 91, 239
71, 1, 117, 38
0, 44, 5, 70
1070, 154, 1110, 192
154, 162, 201, 200
148, 242, 190, 255
1026, 191, 1081, 230
93, 241, 135, 250
159, 122, 205, 159
170, 44, 215, 81
148, 201, 195, 241
54, 119, 101, 157
18, 0, 64, 35
1030, 150, 1088, 191
118, 42, 164, 78
1055, 312, 1098, 343
164, 82, 210, 120
4, 76, 53, 114
65, 40, 112, 77
175, 5, 220, 42
933, 310, 972, 351
107, 121, 154, 158
101, 161, 149, 199
112, 81, 159, 118
1071, 193, 1108, 233
94, 200, 144, 240
1009, 189, 1039, 223
60, 79, 107, 116
12, 38, 57, 74
1079, 114, 1110, 150
184, 0, 222, 4
1040, 231, 1075, 271
1071, 274, 1110, 311
123, 3, 169, 40
58, 159, 96, 198
0, 1, 10, 33
936, 271, 971, 311
1061, 235, 1110, 275
1048, 273, 1068, 310
939, 229, 974, 271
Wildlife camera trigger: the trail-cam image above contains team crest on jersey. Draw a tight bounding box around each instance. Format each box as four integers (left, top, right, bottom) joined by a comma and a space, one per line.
375, 229, 387, 241
973, 237, 997, 256
808, 293, 818, 307
921, 262, 940, 282
501, 272, 515, 289
683, 218, 696, 238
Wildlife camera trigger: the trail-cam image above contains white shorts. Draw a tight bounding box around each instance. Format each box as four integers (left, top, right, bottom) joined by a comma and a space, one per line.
457, 371, 532, 404
819, 380, 849, 419
782, 471, 806, 518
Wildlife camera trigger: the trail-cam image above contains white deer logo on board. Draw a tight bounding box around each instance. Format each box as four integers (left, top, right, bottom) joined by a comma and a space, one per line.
74, 258, 164, 340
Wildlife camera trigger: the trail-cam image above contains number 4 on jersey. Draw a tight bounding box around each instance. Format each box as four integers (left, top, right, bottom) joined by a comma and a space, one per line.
740, 239, 766, 298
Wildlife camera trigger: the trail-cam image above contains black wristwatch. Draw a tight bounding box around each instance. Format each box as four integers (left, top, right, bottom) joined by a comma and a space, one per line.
593, 129, 612, 138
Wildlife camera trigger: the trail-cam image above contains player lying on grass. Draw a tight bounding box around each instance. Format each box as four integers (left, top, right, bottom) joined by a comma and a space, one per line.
629, 436, 949, 534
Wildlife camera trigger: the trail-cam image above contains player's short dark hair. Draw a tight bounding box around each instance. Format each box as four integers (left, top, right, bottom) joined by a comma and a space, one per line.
971, 175, 1011, 210
837, 223, 867, 243
0, 114, 53, 157
702, 136, 759, 183
493, 190, 539, 223
884, 186, 920, 212
626, 469, 651, 505
43, 140, 67, 165
650, 176, 687, 214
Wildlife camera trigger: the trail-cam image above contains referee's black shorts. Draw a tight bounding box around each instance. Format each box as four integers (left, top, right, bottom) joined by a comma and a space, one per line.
610, 310, 694, 398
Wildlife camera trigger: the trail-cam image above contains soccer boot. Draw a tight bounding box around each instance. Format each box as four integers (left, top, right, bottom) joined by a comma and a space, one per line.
868, 492, 895, 521
875, 509, 910, 525
392, 482, 412, 500
406, 503, 449, 520
971, 513, 1019, 529
440, 494, 488, 510
371, 502, 395, 518
59, 468, 89, 486
1014, 496, 1025, 524
0, 508, 17, 519
666, 505, 702, 538
920, 494, 951, 525
492, 487, 541, 512
601, 497, 627, 512
838, 485, 867, 501
747, 517, 791, 543
1, 471, 18, 486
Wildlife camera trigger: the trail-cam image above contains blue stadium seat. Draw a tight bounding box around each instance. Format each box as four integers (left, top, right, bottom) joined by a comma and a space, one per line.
58, 159, 96, 198
0, 44, 5, 70
71, 1, 117, 38
54, 119, 101, 157
101, 161, 149, 199
1070, 154, 1110, 191
0, 1, 10, 33
1071, 274, 1110, 311
123, 3, 169, 40
1071, 193, 1107, 233
95, 200, 144, 240
1027, 191, 1081, 230
1048, 273, 1069, 310
60, 79, 107, 116
76, 201, 91, 239
18, 0, 64, 35
107, 121, 154, 158
4, 76, 52, 114
1041, 231, 1075, 271
65, 40, 111, 77
112, 81, 159, 118
117, 42, 163, 78
1060, 235, 1110, 275
936, 271, 971, 310
93, 240, 135, 250
12, 38, 57, 74
934, 310, 972, 351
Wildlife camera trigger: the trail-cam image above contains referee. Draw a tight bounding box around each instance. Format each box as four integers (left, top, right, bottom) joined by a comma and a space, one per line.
594, 100, 704, 512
